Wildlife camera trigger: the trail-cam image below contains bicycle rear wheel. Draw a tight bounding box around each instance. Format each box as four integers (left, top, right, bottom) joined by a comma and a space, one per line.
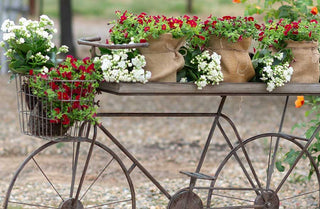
205, 133, 320, 209
4, 137, 136, 209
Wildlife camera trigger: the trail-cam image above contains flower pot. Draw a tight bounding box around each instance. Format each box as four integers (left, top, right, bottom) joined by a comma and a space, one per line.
207, 35, 255, 82
285, 40, 319, 83
139, 33, 186, 82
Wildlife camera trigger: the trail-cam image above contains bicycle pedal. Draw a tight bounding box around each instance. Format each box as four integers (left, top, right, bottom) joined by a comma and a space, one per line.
180, 171, 215, 180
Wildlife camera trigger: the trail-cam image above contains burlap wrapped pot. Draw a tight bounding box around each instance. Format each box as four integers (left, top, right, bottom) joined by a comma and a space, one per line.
207, 35, 255, 83
139, 33, 185, 82
285, 40, 319, 83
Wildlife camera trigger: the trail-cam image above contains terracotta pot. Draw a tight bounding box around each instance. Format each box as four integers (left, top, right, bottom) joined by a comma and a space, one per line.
139, 33, 185, 82
207, 35, 255, 83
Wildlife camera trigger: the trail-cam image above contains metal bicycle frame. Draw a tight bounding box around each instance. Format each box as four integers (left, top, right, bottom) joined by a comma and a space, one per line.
94, 95, 320, 206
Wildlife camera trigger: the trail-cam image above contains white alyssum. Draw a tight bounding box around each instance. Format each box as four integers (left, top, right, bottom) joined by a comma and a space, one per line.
94, 48, 151, 83
257, 52, 293, 92
188, 50, 223, 89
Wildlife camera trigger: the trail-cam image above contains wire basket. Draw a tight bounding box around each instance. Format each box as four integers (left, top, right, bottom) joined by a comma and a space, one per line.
15, 75, 96, 140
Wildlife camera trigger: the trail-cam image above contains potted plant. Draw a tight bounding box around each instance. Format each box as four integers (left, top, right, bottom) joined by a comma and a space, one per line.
257, 18, 320, 83
0, 15, 68, 75
27, 55, 103, 137
108, 11, 205, 82
202, 16, 260, 82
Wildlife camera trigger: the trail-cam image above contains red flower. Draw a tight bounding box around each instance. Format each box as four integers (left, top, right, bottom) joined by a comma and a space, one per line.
72, 101, 81, 109
140, 39, 147, 43
309, 31, 312, 38
62, 71, 72, 80
161, 24, 166, 30
49, 81, 59, 91
311, 7, 318, 15
138, 19, 144, 24
198, 35, 206, 41
82, 57, 90, 65
187, 19, 197, 27
124, 32, 128, 38
255, 23, 261, 29
238, 35, 243, 42
50, 118, 60, 124
29, 69, 34, 75
79, 74, 86, 80
54, 108, 60, 114
311, 19, 318, 24
295, 96, 304, 108
144, 26, 150, 32
232, 0, 241, 3
62, 114, 70, 125
247, 17, 254, 21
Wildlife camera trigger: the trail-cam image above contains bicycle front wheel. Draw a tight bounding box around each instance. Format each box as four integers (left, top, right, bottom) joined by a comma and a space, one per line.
4, 137, 135, 209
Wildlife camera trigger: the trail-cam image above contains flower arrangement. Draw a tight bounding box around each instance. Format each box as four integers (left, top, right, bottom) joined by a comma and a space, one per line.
28, 55, 103, 127
252, 49, 293, 91
202, 15, 260, 43
179, 48, 223, 89
0, 15, 68, 75
109, 11, 205, 46
257, 18, 320, 49
94, 48, 150, 83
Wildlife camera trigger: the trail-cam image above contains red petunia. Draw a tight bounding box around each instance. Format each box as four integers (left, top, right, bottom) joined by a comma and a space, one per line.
198, 35, 206, 41
49, 81, 59, 91
144, 26, 150, 32
161, 24, 166, 30
140, 39, 147, 43
54, 108, 60, 114
62, 114, 70, 125
29, 69, 34, 75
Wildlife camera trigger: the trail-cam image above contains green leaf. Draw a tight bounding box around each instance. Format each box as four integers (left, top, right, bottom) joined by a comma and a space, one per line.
283, 149, 300, 168
276, 161, 285, 172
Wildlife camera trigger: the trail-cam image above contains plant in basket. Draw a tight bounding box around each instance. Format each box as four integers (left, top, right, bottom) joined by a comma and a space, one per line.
27, 55, 103, 137
201, 16, 260, 82
108, 11, 205, 82
0, 15, 68, 75
257, 18, 320, 83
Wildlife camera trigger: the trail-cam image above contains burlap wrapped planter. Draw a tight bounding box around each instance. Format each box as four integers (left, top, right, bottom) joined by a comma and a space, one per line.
139, 33, 185, 82
207, 35, 255, 83
285, 40, 320, 83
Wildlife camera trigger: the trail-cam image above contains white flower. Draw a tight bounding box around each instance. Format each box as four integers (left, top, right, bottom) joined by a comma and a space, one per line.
3, 32, 15, 41
17, 38, 25, 44
1, 19, 14, 32
58, 45, 69, 53
266, 82, 275, 92
180, 77, 188, 83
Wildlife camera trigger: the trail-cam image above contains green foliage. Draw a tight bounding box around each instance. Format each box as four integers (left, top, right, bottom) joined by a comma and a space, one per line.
242, 0, 320, 22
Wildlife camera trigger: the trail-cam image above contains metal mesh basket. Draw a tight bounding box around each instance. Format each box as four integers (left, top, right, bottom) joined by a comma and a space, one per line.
15, 75, 95, 140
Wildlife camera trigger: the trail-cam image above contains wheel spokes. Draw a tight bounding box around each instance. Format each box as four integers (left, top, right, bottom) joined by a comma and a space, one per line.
80, 157, 115, 201
32, 157, 64, 202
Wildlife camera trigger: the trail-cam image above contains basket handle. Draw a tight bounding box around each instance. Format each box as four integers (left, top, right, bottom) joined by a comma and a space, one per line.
77, 37, 149, 49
